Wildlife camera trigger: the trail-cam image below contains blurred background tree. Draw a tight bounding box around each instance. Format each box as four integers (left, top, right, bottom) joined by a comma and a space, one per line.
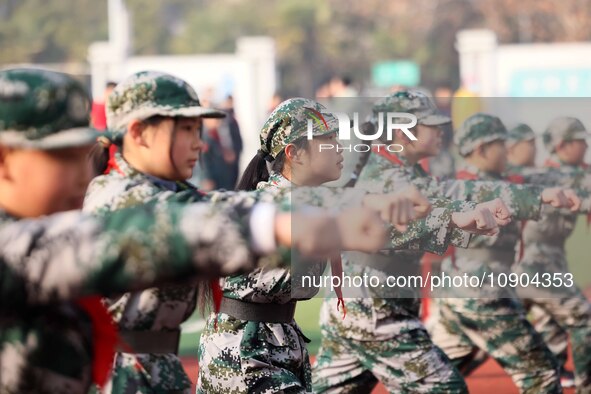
2, 0, 591, 96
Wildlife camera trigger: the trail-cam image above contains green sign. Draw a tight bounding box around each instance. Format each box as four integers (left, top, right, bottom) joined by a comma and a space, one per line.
372, 61, 420, 87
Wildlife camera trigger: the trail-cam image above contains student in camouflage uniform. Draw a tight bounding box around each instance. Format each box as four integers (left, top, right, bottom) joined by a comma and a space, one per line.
313, 92, 540, 392
506, 123, 537, 171
429, 113, 584, 394
0, 68, 353, 394
506, 117, 591, 393
198, 97, 510, 394
505, 123, 575, 388
83, 72, 395, 394
312, 91, 554, 394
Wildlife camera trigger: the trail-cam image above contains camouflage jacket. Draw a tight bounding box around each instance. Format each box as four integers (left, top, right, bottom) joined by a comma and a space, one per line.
329, 152, 540, 331
0, 197, 275, 394
319, 151, 478, 341
452, 164, 531, 254
83, 153, 296, 392
508, 161, 591, 265
223, 172, 327, 304
82, 154, 381, 391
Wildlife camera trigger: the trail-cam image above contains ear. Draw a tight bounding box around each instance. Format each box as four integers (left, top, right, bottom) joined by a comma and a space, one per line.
475, 144, 487, 158
555, 140, 568, 153
284, 143, 305, 164
394, 129, 413, 146
127, 119, 149, 148
284, 144, 297, 160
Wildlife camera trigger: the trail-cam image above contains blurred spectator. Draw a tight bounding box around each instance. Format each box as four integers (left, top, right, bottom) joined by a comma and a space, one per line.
329, 75, 358, 97
198, 94, 242, 191
219, 95, 243, 187
91, 81, 116, 131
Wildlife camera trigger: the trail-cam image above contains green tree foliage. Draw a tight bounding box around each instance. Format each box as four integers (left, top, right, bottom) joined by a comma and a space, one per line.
2, 0, 591, 96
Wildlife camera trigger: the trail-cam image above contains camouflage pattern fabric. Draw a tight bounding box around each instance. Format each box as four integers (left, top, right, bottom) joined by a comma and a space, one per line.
509, 162, 591, 392
197, 173, 319, 394
313, 141, 556, 394
0, 68, 98, 149
259, 98, 339, 159
84, 152, 301, 393
197, 169, 471, 394
0, 199, 278, 394
106, 70, 225, 140
370, 90, 451, 128
313, 151, 486, 394
430, 165, 562, 394
543, 117, 590, 153
86, 154, 407, 394
507, 123, 536, 146
454, 113, 507, 157
0, 67, 282, 394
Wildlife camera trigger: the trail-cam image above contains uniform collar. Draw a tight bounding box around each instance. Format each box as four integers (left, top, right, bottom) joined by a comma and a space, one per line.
258, 171, 293, 190
459, 163, 503, 180
114, 153, 196, 193
0, 208, 17, 225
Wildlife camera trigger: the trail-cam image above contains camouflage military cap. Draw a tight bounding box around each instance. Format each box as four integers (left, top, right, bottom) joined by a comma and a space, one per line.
543, 116, 589, 152
0, 68, 97, 149
259, 98, 338, 159
455, 113, 507, 156
371, 90, 450, 127
507, 123, 535, 146
107, 71, 225, 138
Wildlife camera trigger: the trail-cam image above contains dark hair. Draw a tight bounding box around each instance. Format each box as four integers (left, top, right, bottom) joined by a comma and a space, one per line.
236, 137, 309, 191
106, 81, 117, 89
89, 115, 169, 176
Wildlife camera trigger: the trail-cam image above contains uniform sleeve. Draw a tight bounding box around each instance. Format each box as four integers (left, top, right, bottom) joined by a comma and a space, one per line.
512, 167, 591, 214
0, 201, 281, 308
384, 198, 474, 254
438, 179, 543, 221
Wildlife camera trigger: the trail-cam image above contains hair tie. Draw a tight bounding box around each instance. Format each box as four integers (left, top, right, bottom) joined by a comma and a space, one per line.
97, 135, 112, 148
257, 149, 274, 163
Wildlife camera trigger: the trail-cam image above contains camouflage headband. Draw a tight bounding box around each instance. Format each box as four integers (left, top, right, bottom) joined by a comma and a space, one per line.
259, 98, 339, 160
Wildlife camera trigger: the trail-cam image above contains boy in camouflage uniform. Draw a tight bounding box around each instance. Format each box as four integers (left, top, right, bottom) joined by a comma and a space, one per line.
0, 69, 348, 394
506, 117, 591, 393
507, 123, 537, 172
84, 73, 396, 394
312, 91, 558, 393
506, 123, 574, 387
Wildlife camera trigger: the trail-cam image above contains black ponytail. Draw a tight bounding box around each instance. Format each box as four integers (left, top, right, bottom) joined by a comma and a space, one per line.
89, 140, 112, 176
235, 137, 310, 191
235, 150, 271, 191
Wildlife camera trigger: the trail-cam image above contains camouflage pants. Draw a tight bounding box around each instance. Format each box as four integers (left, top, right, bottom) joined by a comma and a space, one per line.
312, 298, 468, 394
197, 312, 312, 394
430, 255, 562, 394
515, 257, 591, 393
97, 352, 192, 394
527, 304, 569, 373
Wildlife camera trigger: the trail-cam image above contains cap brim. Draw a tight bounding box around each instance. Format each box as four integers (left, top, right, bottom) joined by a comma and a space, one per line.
419, 114, 451, 126
569, 131, 590, 140
0, 127, 100, 150
172, 106, 226, 119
